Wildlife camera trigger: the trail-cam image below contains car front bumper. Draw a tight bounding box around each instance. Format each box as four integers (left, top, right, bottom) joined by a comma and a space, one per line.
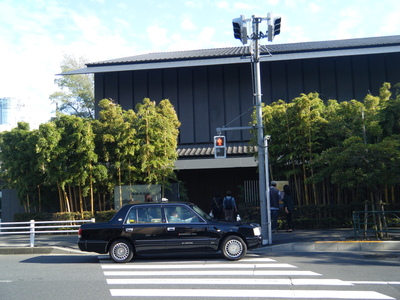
246, 236, 262, 249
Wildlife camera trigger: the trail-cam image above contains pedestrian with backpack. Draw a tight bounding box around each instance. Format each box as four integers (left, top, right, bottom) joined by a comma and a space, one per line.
223, 191, 236, 221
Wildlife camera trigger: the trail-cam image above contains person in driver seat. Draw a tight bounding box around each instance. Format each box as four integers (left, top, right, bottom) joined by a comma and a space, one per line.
168, 210, 182, 223
168, 209, 195, 223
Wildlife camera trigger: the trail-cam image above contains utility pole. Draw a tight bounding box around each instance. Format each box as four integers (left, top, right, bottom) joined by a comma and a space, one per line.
231, 13, 281, 245
252, 16, 268, 245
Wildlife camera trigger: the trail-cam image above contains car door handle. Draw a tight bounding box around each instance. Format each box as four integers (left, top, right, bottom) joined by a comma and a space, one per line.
167, 227, 175, 231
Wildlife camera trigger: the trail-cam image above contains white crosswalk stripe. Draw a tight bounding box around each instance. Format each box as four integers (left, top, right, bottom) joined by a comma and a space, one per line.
101, 256, 395, 299
109, 289, 393, 299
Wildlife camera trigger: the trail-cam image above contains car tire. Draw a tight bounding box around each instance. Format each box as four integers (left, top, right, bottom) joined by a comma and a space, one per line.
221, 236, 247, 260
109, 239, 134, 263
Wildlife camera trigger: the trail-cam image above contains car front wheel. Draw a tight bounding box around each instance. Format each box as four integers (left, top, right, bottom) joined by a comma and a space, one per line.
221, 236, 247, 260
109, 239, 134, 263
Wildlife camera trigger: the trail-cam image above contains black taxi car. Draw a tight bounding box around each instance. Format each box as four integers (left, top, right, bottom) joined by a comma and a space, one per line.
78, 202, 262, 262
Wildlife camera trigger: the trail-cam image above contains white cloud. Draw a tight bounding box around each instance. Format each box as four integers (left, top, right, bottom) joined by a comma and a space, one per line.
380, 11, 400, 35
147, 25, 170, 47
308, 3, 321, 13
335, 6, 362, 40
233, 2, 253, 10
216, 1, 229, 9
184, 0, 203, 9
181, 15, 196, 31
267, 0, 280, 5
199, 27, 217, 43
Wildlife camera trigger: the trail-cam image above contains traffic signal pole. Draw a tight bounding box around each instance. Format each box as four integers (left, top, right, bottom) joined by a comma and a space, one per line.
252, 17, 271, 245
229, 12, 281, 245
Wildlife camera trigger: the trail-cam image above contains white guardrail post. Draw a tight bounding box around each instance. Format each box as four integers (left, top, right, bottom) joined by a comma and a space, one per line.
30, 219, 35, 247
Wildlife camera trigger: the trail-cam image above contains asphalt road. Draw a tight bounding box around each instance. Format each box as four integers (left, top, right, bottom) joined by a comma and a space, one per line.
1, 251, 399, 300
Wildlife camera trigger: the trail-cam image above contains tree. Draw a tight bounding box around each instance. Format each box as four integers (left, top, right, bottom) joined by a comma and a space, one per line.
258, 93, 327, 205
310, 135, 400, 237
379, 83, 400, 137
36, 115, 98, 213
93, 99, 138, 209
134, 98, 180, 192
0, 123, 44, 212
0, 97, 180, 213
50, 54, 94, 118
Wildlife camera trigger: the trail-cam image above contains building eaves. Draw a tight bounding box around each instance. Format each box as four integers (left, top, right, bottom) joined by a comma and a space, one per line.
61, 35, 400, 75
177, 143, 255, 158
88, 35, 400, 66
90, 47, 249, 66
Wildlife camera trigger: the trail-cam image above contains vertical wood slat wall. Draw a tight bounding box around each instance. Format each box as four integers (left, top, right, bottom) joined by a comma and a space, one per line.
95, 52, 400, 146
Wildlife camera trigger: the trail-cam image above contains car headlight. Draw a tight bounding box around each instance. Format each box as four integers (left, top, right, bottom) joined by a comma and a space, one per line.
253, 227, 261, 236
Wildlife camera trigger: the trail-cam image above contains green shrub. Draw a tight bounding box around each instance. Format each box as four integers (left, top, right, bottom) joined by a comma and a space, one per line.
13, 211, 94, 222
14, 212, 53, 222
237, 203, 356, 229
238, 203, 261, 224
94, 210, 117, 222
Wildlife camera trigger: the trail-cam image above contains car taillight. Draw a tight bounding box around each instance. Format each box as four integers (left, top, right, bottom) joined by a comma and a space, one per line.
78, 228, 82, 238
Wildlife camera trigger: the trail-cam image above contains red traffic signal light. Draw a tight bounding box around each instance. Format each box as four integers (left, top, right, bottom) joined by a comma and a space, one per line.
214, 136, 226, 158
215, 136, 224, 147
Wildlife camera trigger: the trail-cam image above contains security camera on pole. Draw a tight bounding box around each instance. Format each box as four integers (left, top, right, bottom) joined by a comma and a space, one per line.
231, 13, 281, 245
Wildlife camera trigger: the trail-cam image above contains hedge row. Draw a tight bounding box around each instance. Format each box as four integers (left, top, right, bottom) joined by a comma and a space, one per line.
238, 203, 400, 229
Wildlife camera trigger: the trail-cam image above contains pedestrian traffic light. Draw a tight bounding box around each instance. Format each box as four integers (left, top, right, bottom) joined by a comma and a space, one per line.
267, 14, 281, 42
214, 135, 226, 158
232, 15, 248, 45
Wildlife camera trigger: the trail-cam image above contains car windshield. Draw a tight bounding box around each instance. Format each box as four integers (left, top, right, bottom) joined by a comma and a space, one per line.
191, 204, 213, 221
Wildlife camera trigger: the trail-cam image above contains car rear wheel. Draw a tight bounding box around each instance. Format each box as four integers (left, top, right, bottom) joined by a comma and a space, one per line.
109, 239, 134, 263
221, 236, 247, 260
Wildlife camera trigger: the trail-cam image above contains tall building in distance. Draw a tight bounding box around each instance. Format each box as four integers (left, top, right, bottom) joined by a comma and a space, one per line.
0, 97, 30, 131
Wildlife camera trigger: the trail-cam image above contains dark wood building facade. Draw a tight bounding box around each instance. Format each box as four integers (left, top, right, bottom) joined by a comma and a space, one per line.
67, 35, 400, 209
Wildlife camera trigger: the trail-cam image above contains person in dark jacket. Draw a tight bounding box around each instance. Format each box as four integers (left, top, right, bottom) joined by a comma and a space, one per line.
283, 184, 294, 232
269, 181, 280, 232
210, 193, 223, 219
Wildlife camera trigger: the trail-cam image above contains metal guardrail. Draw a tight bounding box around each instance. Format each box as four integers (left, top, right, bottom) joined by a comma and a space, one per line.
353, 211, 400, 240
0, 219, 95, 247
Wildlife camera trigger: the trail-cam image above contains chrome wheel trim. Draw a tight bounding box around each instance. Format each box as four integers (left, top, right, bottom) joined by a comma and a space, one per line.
225, 239, 243, 258
112, 242, 130, 261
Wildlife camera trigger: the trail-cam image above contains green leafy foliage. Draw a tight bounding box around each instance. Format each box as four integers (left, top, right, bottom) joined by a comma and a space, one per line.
50, 54, 94, 118
0, 98, 180, 213
251, 82, 400, 212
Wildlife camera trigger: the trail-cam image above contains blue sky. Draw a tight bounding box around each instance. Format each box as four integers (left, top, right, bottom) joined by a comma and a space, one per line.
1, 0, 399, 126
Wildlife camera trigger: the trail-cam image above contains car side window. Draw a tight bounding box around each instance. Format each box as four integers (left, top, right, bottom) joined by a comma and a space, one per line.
125, 208, 137, 224
147, 207, 162, 223
137, 207, 150, 223
165, 206, 201, 223
126, 206, 163, 224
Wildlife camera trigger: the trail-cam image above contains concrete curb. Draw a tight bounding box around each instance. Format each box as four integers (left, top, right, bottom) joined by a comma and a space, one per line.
1, 239, 399, 255
0, 246, 84, 255
252, 240, 400, 252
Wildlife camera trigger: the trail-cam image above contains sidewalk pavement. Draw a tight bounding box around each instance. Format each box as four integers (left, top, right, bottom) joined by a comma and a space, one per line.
0, 228, 399, 255
253, 228, 400, 253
